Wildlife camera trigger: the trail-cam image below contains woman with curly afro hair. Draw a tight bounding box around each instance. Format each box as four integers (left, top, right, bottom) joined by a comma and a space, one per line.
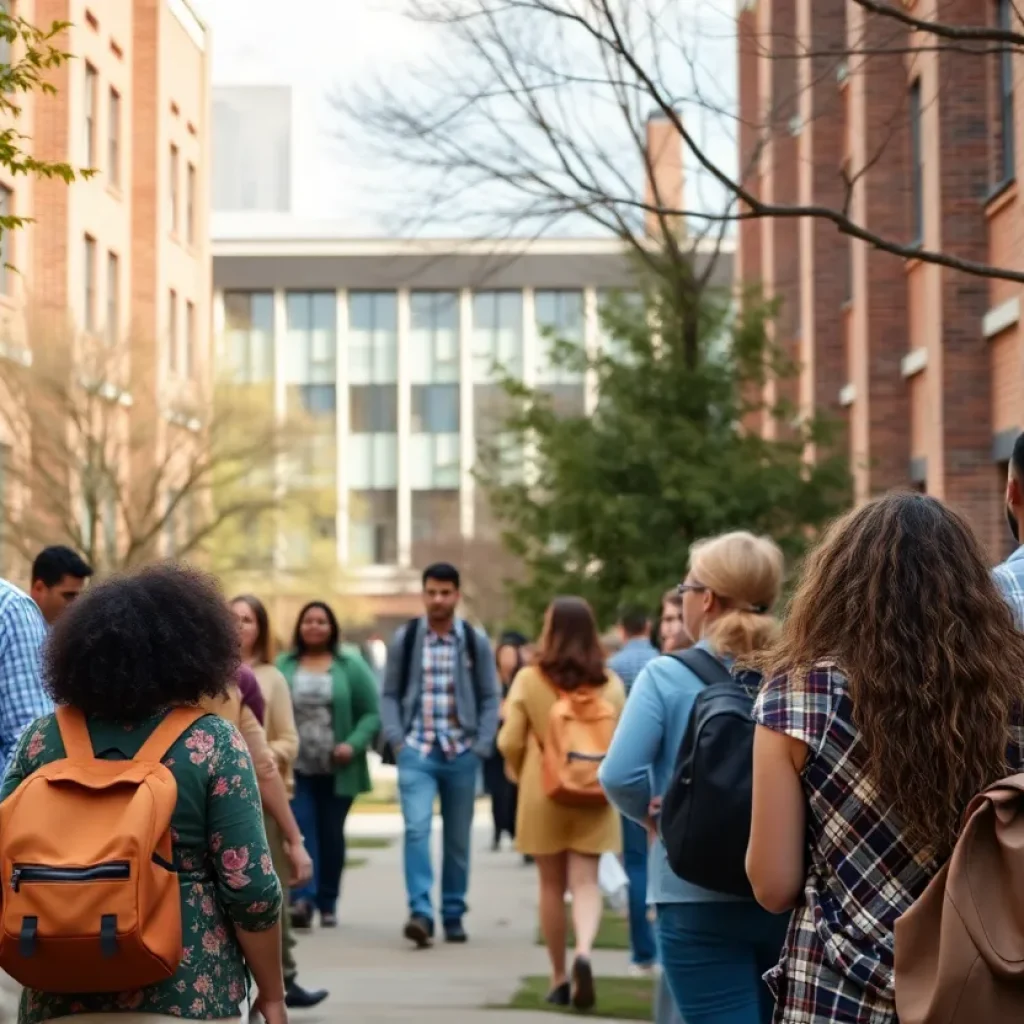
2, 564, 288, 1024
747, 492, 1024, 1024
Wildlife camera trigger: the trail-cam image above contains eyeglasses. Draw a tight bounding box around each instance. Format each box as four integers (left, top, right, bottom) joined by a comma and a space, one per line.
677, 582, 709, 597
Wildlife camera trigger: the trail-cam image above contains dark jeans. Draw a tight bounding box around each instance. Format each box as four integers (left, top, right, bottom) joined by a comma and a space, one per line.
290, 772, 354, 916
483, 750, 517, 841
621, 815, 656, 965
656, 901, 789, 1024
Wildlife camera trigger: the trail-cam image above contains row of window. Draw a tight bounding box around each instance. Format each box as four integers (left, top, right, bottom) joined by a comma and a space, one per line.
223, 288, 592, 388
81, 233, 196, 375
83, 62, 197, 245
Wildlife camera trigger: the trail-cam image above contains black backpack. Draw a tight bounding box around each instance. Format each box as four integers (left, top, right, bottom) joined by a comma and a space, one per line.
377, 618, 484, 765
658, 648, 761, 898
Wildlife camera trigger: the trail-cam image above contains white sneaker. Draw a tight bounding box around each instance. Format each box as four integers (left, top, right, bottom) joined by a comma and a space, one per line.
628, 962, 657, 979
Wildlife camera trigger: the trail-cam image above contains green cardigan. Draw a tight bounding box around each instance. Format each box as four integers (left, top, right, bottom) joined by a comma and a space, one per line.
277, 646, 381, 798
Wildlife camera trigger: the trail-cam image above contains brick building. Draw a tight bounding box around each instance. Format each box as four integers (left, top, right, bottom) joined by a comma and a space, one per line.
737, 0, 1022, 559
0, 0, 211, 581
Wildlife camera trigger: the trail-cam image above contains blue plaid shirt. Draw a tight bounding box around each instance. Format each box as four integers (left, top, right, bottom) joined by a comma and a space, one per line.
407, 629, 468, 759
608, 636, 658, 694
0, 578, 51, 775
994, 546, 1024, 629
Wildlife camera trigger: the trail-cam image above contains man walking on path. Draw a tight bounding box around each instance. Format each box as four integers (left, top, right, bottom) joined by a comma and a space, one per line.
607, 607, 659, 976
381, 562, 499, 948
0, 577, 51, 775
996, 431, 1024, 629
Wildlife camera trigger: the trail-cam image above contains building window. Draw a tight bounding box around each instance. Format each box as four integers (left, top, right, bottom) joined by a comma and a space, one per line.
473, 291, 523, 380
185, 300, 195, 378
285, 291, 336, 418
169, 144, 179, 235
597, 289, 644, 361
535, 289, 584, 384
224, 291, 274, 383
84, 63, 98, 167
168, 289, 178, 372
349, 489, 398, 566
412, 490, 461, 564
83, 235, 97, 332
997, 0, 1016, 184
0, 184, 11, 295
186, 162, 196, 245
106, 251, 119, 345
410, 292, 460, 382
909, 80, 924, 246
108, 88, 121, 188
348, 291, 397, 384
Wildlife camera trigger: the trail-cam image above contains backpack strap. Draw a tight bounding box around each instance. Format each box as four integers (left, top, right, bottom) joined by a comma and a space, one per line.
398, 617, 420, 701
666, 648, 733, 687
134, 707, 210, 764
55, 705, 97, 761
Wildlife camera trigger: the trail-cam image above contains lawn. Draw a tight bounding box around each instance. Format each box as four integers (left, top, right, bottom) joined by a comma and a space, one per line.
501, 975, 653, 1020
345, 856, 367, 869
535, 911, 630, 951
347, 836, 393, 850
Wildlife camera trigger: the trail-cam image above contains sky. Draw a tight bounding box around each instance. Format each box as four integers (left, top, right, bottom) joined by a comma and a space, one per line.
196, 0, 739, 237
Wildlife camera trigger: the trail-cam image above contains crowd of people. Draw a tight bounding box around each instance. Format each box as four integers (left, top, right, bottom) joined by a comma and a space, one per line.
3, 432, 1024, 1023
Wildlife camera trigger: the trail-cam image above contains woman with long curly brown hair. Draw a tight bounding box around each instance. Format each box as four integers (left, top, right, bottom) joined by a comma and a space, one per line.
747, 492, 1024, 1024
498, 597, 626, 1011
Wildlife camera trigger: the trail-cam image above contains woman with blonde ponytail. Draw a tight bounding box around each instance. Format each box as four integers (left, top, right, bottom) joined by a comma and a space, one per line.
600, 532, 790, 1024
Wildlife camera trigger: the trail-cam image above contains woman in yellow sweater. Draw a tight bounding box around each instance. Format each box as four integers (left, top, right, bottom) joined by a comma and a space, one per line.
232, 594, 329, 1011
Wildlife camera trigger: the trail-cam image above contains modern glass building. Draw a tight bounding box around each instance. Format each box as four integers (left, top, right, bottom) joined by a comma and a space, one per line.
213, 233, 733, 622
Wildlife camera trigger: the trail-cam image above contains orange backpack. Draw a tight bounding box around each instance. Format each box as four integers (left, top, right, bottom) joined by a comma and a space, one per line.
541, 683, 618, 807
0, 705, 206, 994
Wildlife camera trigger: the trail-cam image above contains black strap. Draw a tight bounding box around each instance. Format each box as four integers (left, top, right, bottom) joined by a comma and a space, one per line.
19, 916, 37, 958
100, 915, 118, 958
666, 648, 733, 687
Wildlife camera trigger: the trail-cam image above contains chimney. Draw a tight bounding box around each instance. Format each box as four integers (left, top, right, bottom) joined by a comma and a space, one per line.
644, 110, 685, 240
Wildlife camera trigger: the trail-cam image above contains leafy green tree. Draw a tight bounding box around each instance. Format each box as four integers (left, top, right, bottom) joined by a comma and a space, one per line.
477, 266, 852, 629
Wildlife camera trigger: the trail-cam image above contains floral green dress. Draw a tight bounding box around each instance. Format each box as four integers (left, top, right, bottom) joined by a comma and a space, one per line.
0, 711, 283, 1023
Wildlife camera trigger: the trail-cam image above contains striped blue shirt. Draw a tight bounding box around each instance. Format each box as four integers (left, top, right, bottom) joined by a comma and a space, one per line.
0, 578, 52, 775
608, 636, 658, 694
994, 546, 1024, 630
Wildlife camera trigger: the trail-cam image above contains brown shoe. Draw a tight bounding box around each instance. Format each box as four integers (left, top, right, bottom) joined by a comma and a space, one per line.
571, 956, 596, 1011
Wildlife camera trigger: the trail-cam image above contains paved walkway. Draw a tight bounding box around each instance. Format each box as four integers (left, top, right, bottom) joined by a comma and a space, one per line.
286, 808, 635, 1023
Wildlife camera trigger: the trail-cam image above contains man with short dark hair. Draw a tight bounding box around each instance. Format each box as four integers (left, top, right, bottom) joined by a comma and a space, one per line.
30, 546, 93, 625
996, 432, 1024, 629
381, 562, 499, 948
608, 606, 659, 976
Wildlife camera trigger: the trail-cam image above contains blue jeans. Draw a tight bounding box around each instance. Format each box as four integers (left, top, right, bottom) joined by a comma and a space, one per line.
397, 744, 479, 922
621, 815, 656, 965
290, 772, 354, 915
656, 901, 789, 1024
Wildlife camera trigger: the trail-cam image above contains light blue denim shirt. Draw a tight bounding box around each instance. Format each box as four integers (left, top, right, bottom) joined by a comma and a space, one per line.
994, 545, 1024, 630
599, 640, 746, 906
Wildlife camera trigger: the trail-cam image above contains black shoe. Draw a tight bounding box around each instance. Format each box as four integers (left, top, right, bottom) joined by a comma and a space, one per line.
571, 956, 596, 1011
290, 900, 314, 930
443, 919, 468, 943
403, 914, 434, 948
285, 982, 329, 1009
546, 982, 570, 1006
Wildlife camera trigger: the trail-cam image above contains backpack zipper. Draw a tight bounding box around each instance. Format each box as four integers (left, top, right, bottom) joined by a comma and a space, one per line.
11, 861, 130, 892
566, 752, 605, 762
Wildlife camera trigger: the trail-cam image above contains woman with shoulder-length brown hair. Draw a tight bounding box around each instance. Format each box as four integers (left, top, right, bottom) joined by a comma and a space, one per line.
498, 597, 626, 1012
747, 492, 1024, 1024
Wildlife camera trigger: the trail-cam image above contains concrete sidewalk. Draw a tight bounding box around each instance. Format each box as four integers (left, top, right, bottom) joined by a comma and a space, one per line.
287, 810, 636, 1023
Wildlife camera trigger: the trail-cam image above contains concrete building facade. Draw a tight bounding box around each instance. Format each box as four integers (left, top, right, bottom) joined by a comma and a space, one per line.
212, 234, 733, 626
737, 0, 1023, 559
0, 0, 211, 581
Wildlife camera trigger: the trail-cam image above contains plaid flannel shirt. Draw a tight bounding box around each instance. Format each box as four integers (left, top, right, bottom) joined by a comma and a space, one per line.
407, 629, 468, 759
994, 546, 1024, 629
0, 579, 52, 776
753, 662, 1024, 1024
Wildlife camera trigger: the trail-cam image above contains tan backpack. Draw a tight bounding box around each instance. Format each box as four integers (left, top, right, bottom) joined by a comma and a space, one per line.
895, 774, 1024, 1023
541, 683, 617, 807
0, 705, 205, 994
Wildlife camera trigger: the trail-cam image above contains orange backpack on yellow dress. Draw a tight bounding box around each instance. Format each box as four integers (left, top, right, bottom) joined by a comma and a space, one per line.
541, 682, 618, 807
0, 705, 206, 994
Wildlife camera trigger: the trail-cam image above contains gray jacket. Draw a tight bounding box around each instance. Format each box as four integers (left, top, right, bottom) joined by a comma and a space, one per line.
380, 617, 500, 758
